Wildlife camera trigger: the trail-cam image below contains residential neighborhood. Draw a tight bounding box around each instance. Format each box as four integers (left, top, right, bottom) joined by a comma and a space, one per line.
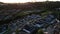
0, 1, 60, 34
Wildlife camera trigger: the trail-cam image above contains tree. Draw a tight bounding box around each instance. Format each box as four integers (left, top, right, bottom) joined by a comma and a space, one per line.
36, 29, 44, 34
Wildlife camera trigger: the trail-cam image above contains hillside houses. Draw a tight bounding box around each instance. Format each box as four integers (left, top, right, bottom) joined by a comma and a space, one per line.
0, 11, 59, 34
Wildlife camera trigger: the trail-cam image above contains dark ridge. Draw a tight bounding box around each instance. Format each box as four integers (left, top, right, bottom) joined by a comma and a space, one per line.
0, 1, 60, 10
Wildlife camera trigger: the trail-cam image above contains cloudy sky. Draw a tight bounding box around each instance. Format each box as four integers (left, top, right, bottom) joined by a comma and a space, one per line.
0, 0, 60, 3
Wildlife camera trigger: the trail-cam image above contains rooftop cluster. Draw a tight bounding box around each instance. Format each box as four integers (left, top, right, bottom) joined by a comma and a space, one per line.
0, 14, 59, 34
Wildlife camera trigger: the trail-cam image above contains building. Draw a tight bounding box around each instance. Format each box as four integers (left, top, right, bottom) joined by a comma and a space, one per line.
22, 25, 38, 34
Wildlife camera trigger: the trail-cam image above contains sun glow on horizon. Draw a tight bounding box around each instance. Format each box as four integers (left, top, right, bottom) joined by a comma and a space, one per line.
0, 0, 47, 3
0, 0, 32, 3
0, 0, 36, 3
0, 0, 60, 3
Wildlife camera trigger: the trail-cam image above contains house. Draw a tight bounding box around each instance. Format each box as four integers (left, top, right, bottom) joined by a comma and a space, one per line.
53, 22, 60, 34
0, 24, 8, 34
33, 20, 45, 28
44, 15, 55, 24
22, 25, 38, 34
33, 22, 44, 28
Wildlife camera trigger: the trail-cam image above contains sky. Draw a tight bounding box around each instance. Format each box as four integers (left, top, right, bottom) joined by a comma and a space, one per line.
0, 0, 60, 3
